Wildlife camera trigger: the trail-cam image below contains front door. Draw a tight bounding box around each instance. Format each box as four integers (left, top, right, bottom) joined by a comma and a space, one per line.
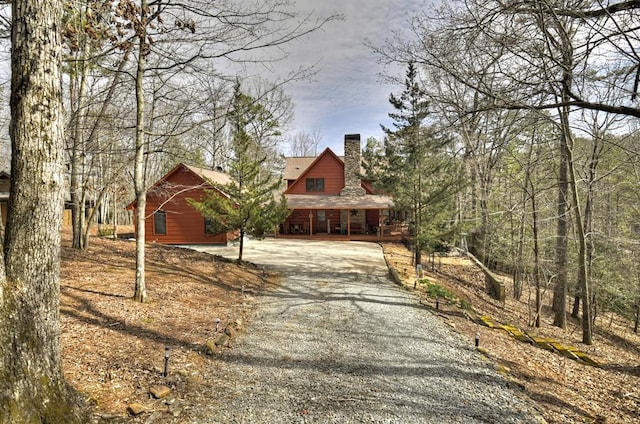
316, 210, 327, 233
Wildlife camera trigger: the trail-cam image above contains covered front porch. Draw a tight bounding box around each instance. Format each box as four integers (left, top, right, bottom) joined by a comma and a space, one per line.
278, 194, 411, 242
278, 226, 409, 243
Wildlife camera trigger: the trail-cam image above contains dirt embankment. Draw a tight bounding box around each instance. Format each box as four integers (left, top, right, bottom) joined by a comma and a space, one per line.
382, 243, 640, 424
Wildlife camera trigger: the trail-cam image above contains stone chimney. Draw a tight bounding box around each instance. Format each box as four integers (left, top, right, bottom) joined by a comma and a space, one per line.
340, 134, 366, 197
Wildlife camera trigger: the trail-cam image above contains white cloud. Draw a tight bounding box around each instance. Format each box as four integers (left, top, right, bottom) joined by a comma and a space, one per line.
277, 0, 432, 154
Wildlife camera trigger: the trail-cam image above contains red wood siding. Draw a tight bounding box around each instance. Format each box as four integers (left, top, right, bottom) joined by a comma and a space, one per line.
366, 210, 381, 228
142, 166, 232, 245
286, 153, 344, 195
283, 209, 311, 233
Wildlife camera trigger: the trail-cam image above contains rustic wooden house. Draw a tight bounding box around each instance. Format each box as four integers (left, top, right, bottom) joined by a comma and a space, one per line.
127, 163, 238, 245
0, 168, 87, 229
281, 134, 405, 241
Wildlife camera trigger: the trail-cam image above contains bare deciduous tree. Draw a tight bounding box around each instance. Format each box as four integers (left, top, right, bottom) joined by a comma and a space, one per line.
108, 0, 337, 302
288, 129, 323, 156
374, 0, 640, 344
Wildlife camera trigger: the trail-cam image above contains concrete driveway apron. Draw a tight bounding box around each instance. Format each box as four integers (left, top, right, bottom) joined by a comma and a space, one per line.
189, 238, 544, 423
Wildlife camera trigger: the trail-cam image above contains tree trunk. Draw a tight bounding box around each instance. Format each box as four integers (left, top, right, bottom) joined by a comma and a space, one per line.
133, 2, 148, 303
0, 0, 85, 421
529, 168, 542, 328
79, 48, 130, 249
552, 107, 569, 330
113, 185, 119, 240
514, 162, 529, 301
591, 293, 598, 329
70, 20, 89, 250
572, 294, 580, 318
584, 134, 601, 338
478, 192, 490, 264
533, 202, 542, 328
415, 171, 423, 267
564, 100, 592, 344
522, 136, 537, 316
238, 228, 245, 261
82, 186, 109, 248
414, 241, 421, 267
69, 74, 82, 248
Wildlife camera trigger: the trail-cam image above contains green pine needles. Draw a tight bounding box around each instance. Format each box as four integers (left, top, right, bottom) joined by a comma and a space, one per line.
189, 81, 290, 261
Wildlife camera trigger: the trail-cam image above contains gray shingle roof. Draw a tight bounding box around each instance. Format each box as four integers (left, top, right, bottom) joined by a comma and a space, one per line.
183, 164, 233, 186
285, 194, 393, 210
283, 157, 319, 181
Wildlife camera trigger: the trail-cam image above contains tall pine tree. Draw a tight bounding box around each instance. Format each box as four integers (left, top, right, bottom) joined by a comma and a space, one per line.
380, 62, 462, 265
190, 82, 289, 261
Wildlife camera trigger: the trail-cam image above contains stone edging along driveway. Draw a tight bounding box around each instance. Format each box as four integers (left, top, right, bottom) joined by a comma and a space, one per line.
189, 239, 546, 423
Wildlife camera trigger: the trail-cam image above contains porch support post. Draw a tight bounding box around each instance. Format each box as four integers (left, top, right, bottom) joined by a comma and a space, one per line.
309, 211, 313, 238
285, 209, 294, 234
347, 209, 351, 238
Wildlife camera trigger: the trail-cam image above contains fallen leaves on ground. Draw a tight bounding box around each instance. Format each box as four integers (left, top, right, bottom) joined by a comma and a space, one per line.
60, 233, 639, 423
60, 229, 274, 419
382, 243, 640, 424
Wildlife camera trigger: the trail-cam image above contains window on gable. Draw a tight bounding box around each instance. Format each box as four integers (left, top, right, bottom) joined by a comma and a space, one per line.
153, 210, 167, 235
306, 178, 325, 192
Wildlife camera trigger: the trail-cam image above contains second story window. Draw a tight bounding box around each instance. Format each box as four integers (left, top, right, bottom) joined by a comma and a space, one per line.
306, 178, 325, 192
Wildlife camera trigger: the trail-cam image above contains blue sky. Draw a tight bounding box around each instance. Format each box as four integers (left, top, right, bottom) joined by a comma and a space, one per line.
275, 0, 433, 155
0, 1, 437, 164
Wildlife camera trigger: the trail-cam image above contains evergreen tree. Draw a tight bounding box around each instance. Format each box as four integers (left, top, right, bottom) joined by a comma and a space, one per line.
381, 62, 462, 265
190, 82, 289, 261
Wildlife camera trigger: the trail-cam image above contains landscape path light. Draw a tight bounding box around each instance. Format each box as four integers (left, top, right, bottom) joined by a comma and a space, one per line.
163, 346, 171, 377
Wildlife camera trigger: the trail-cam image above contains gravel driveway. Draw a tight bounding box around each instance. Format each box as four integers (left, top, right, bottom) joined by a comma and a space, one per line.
190, 239, 545, 423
